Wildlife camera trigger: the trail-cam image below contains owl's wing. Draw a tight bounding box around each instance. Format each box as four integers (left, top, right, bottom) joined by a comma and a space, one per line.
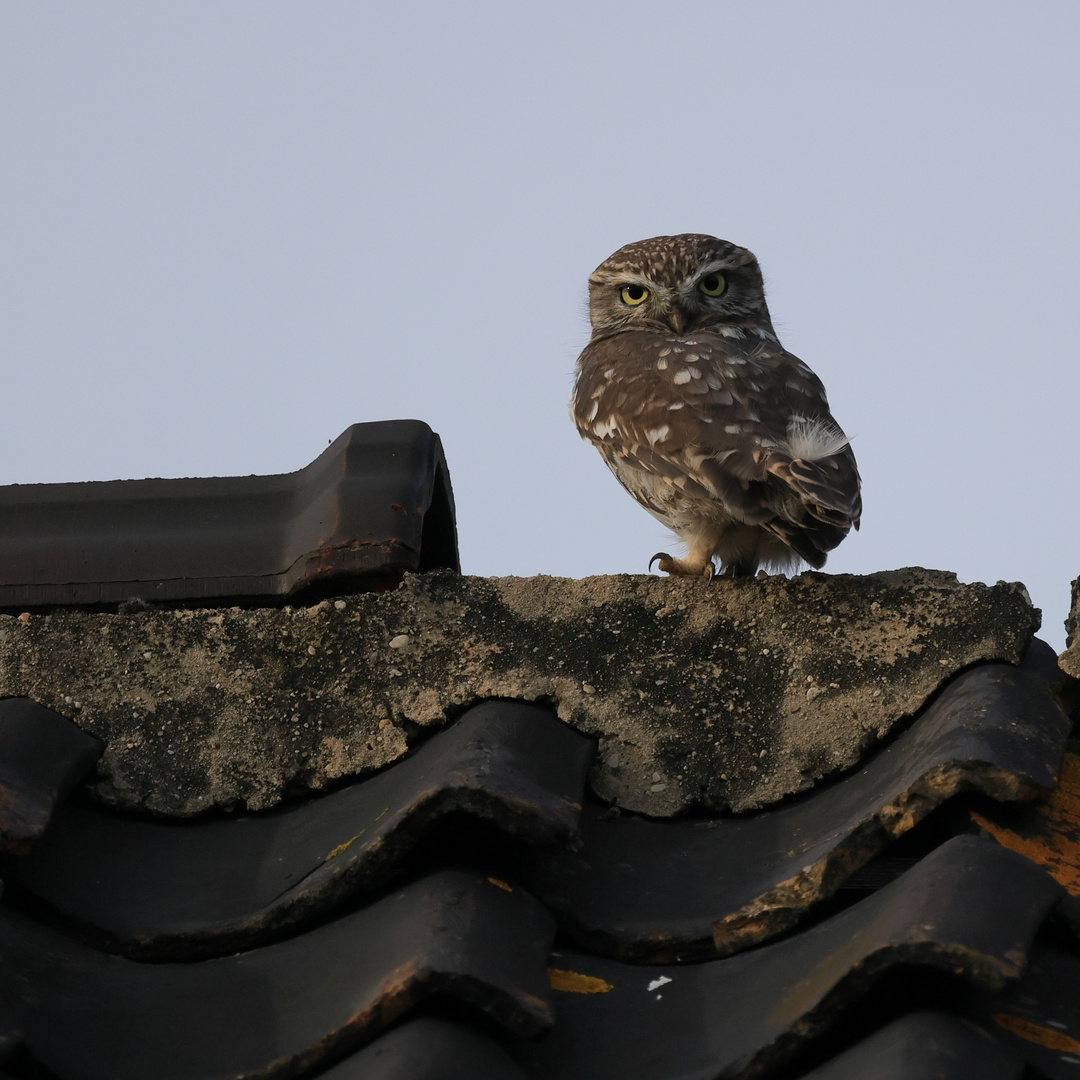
572, 331, 861, 545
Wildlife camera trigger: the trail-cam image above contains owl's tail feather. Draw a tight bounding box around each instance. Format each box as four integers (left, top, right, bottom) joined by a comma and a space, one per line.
764, 516, 847, 569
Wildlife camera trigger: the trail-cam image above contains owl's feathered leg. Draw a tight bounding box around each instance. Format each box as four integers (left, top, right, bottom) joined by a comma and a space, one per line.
649, 518, 726, 577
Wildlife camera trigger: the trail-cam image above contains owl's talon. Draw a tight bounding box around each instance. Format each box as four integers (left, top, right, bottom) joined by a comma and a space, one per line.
651, 552, 715, 578
649, 552, 674, 574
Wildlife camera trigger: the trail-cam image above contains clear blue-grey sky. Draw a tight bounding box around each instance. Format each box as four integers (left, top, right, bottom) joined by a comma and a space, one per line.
2, 3, 1077, 647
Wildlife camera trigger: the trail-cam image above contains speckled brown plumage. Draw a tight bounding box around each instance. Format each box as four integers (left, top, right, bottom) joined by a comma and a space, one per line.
571, 234, 861, 577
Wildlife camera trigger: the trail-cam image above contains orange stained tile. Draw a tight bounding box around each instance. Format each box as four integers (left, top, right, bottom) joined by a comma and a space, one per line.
547, 968, 614, 994
970, 752, 1080, 895
324, 832, 363, 860
993, 1013, 1080, 1054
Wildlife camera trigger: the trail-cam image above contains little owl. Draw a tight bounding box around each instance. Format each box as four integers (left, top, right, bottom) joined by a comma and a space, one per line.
571, 234, 861, 578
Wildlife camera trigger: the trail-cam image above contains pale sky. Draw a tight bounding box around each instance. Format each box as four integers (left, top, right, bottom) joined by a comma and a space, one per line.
2, 3, 1078, 648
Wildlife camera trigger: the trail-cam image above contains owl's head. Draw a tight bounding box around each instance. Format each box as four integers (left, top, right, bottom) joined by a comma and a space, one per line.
586, 234, 773, 338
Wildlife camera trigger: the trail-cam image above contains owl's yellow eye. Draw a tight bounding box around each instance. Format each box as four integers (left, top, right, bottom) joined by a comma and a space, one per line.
698, 272, 726, 297
620, 284, 649, 306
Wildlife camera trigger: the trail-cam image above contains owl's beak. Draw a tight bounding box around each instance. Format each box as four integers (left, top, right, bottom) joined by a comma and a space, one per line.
667, 305, 690, 335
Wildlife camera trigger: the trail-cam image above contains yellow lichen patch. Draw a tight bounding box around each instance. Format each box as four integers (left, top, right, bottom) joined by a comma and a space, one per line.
992, 1013, 1080, 1053
547, 968, 613, 994
971, 752, 1080, 895
324, 832, 364, 860
487, 877, 513, 892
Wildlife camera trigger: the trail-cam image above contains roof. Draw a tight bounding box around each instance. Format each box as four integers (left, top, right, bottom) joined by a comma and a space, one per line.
0, 422, 1078, 1079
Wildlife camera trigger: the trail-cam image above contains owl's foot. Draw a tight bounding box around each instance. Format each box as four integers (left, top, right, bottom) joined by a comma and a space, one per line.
718, 557, 760, 580
649, 552, 715, 579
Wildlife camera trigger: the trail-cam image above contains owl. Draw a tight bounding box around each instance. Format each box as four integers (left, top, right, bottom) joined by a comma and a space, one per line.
571, 234, 861, 578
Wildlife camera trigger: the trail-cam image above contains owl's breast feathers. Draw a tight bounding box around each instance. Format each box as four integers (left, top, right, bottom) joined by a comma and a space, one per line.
572, 329, 862, 566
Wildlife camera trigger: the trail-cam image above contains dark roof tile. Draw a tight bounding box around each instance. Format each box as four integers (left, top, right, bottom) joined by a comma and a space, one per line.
796, 1012, 1023, 1080
0, 698, 102, 854
320, 1017, 528, 1080
516, 837, 1062, 1080
969, 747, 1080, 902
520, 661, 1069, 962
950, 941, 1080, 1078
0, 420, 458, 607
0, 700, 593, 959
0, 869, 554, 1080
